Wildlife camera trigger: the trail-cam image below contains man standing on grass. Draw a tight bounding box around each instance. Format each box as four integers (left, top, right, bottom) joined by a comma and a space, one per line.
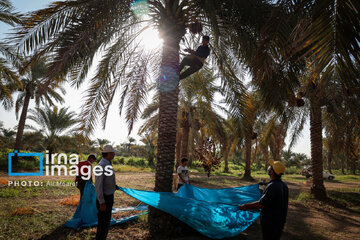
95, 145, 117, 240
75, 154, 96, 198
239, 160, 288, 240
177, 158, 190, 190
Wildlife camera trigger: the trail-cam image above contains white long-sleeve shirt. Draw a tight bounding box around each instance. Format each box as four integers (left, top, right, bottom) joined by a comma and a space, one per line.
94, 158, 116, 204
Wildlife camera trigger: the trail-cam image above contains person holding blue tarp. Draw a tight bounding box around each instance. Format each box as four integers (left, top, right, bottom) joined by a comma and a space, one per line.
95, 145, 118, 240
177, 158, 190, 190
239, 160, 288, 240
75, 154, 96, 198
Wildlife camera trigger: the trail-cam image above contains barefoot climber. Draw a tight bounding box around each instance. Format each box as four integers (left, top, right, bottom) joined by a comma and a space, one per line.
179, 36, 210, 80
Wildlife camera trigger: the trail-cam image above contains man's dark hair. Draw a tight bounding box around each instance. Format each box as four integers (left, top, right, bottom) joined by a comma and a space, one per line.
102, 152, 108, 158
88, 154, 96, 160
203, 36, 210, 41
181, 158, 188, 164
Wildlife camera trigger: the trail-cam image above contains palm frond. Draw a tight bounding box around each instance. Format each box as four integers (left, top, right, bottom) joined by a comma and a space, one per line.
0, 0, 22, 26
300, 0, 360, 87
141, 98, 159, 120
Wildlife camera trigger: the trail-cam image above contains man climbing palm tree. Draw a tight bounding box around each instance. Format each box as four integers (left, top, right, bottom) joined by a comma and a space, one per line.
179, 36, 210, 80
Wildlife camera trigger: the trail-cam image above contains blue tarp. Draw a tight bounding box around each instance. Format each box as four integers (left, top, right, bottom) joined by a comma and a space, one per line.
119, 184, 262, 239
65, 181, 262, 239
65, 181, 146, 229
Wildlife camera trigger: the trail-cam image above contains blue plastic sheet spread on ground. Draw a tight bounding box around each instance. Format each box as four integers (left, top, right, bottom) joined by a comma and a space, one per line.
65, 181, 146, 229
119, 184, 262, 239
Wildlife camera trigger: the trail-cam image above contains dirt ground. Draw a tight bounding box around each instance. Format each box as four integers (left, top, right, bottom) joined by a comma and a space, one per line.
0, 171, 359, 240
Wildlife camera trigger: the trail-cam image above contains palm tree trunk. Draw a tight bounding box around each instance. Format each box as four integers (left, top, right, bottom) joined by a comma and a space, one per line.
309, 95, 326, 199
13, 91, 32, 166
180, 118, 190, 159
327, 147, 333, 174
175, 130, 182, 168
187, 128, 195, 166
223, 140, 230, 173
148, 35, 181, 237
263, 146, 269, 170
243, 131, 252, 180
275, 124, 284, 161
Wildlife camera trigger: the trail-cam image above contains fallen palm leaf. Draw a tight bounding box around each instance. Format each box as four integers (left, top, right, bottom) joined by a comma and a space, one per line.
59, 195, 80, 206
11, 207, 37, 216
0, 178, 9, 185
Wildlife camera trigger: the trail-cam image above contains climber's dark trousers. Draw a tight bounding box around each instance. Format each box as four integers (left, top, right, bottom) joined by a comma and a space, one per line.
179, 56, 203, 80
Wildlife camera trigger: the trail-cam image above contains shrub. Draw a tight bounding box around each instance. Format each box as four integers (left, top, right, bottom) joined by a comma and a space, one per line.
286, 166, 300, 174
136, 159, 146, 167
0, 148, 40, 170
112, 157, 120, 165
231, 165, 240, 171
127, 158, 136, 166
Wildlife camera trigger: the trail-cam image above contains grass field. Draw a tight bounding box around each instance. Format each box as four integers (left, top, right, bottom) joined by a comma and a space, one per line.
0, 170, 359, 240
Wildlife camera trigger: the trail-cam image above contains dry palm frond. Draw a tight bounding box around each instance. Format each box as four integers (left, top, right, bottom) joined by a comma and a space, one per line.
0, 178, 8, 185
11, 206, 38, 216
195, 138, 222, 177
59, 194, 80, 206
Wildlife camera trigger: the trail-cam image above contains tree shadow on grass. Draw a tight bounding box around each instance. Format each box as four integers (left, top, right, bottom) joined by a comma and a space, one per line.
37, 225, 74, 240
167, 183, 330, 240
281, 202, 328, 240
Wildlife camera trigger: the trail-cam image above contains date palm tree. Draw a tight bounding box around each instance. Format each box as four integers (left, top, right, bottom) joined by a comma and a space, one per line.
13, 60, 65, 161
96, 138, 110, 150
248, 0, 360, 199
139, 68, 222, 167
27, 105, 78, 158
0, 125, 16, 148
0, 0, 22, 109
140, 131, 157, 167
295, 1, 360, 199
14, 0, 280, 234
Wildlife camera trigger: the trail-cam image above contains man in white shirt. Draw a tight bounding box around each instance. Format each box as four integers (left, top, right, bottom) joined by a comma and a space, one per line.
95, 145, 117, 240
177, 158, 190, 190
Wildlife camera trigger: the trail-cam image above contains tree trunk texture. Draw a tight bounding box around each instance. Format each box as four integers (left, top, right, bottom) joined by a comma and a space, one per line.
223, 140, 230, 173
309, 94, 327, 199
13, 91, 32, 167
148, 34, 181, 237
187, 128, 195, 166
327, 147, 333, 174
180, 112, 190, 159
274, 123, 284, 161
175, 130, 182, 168
243, 130, 253, 180
263, 146, 269, 170
345, 129, 357, 175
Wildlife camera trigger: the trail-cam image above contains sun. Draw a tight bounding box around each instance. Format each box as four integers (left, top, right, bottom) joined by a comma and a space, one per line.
139, 27, 163, 50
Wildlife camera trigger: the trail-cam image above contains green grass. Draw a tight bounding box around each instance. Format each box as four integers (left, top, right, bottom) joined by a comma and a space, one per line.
0, 187, 42, 198
295, 192, 313, 202
0, 170, 359, 240
327, 188, 360, 207
330, 174, 360, 181
112, 164, 153, 172
289, 186, 360, 208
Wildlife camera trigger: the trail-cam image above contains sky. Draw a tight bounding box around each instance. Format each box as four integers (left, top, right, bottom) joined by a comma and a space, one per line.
0, 0, 311, 156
